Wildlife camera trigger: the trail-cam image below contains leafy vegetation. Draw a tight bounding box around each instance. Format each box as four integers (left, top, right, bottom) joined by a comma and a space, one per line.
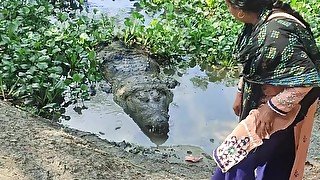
0, 0, 114, 118
291, 0, 320, 44
121, 0, 320, 68
121, 0, 241, 68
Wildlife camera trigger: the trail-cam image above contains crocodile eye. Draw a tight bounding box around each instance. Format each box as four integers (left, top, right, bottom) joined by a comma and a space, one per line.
144, 98, 150, 103
136, 92, 150, 102
153, 95, 160, 102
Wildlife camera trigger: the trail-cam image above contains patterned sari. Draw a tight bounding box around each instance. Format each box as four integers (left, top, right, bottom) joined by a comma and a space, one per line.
212, 9, 320, 180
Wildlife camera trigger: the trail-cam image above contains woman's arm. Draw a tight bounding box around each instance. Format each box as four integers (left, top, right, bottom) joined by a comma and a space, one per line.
233, 77, 244, 116
256, 87, 312, 138
268, 87, 312, 116
237, 77, 244, 93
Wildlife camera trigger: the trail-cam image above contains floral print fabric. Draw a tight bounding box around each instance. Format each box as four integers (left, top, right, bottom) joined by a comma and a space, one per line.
213, 101, 301, 173
214, 136, 250, 171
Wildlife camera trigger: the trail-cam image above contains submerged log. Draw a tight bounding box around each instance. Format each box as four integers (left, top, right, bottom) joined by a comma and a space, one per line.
98, 41, 178, 145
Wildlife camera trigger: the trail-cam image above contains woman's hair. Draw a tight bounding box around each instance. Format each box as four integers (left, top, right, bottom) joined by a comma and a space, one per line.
227, 0, 311, 31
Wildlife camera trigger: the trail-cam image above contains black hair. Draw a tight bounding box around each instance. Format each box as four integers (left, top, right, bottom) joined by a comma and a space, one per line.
227, 0, 311, 32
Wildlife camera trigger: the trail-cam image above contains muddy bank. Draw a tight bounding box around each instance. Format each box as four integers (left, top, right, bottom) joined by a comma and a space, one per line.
0, 100, 319, 179
0, 101, 214, 180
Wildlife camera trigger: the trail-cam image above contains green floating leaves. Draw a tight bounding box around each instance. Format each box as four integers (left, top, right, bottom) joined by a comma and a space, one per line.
0, 0, 114, 119
123, 0, 320, 68
72, 73, 85, 83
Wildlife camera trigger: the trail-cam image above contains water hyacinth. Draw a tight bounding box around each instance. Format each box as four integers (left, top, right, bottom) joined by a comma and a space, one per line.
122, 0, 320, 67
0, 0, 114, 119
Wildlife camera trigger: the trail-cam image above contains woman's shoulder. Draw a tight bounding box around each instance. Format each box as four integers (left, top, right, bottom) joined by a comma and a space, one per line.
265, 12, 306, 31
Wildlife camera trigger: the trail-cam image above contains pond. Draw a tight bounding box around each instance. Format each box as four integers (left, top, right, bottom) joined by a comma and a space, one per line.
60, 0, 239, 154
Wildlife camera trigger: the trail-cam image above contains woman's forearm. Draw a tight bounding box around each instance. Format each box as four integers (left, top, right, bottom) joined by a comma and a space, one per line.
237, 77, 244, 93
268, 87, 312, 116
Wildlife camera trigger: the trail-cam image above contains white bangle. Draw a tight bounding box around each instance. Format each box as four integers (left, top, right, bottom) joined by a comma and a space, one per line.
267, 100, 287, 116
237, 87, 242, 93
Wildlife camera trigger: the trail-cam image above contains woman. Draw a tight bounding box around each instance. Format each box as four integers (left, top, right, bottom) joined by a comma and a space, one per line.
212, 0, 320, 179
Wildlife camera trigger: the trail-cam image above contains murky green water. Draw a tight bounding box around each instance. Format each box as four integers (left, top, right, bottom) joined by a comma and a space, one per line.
61, 0, 239, 154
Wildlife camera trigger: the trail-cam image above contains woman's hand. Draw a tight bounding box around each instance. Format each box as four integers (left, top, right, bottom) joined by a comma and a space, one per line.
255, 104, 279, 138
233, 92, 242, 116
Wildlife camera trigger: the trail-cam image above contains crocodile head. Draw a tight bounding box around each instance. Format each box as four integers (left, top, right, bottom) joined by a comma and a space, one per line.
123, 88, 173, 145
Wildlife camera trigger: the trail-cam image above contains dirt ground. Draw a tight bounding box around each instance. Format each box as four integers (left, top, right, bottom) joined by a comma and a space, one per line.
0, 100, 319, 180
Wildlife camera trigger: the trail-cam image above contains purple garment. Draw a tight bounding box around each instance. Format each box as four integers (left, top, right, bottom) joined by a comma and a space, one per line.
211, 127, 295, 180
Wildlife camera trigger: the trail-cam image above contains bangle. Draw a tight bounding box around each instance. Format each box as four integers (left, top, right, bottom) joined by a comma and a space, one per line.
237, 87, 242, 93
267, 99, 287, 116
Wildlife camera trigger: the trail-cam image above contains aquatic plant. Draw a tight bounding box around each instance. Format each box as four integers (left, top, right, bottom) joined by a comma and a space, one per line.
0, 0, 114, 118
122, 0, 320, 68
290, 0, 320, 45
121, 0, 242, 68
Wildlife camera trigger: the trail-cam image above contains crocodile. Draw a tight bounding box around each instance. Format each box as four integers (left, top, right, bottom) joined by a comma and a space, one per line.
98, 41, 178, 145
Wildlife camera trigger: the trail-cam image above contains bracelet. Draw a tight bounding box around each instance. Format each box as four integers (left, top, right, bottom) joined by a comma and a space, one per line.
267, 99, 287, 116
237, 87, 242, 93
